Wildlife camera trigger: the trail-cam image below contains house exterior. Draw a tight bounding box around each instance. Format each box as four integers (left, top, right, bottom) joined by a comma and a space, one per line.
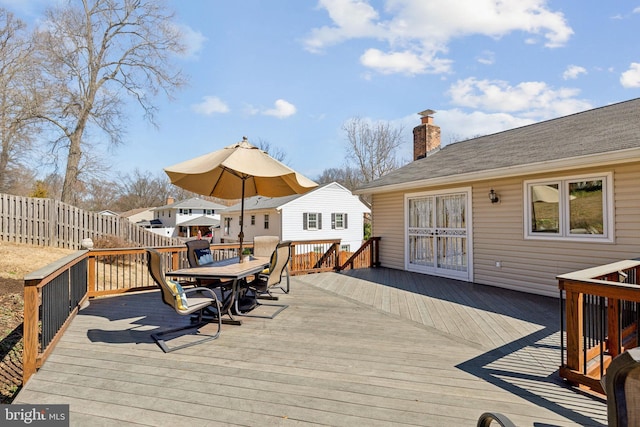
150, 197, 227, 240
355, 99, 640, 297
121, 207, 155, 225
221, 182, 371, 252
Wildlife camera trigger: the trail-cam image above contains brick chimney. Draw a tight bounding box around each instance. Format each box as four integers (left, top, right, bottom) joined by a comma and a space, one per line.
166, 196, 175, 205
413, 109, 441, 160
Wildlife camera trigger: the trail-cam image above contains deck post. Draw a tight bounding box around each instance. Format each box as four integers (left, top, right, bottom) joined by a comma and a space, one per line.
564, 287, 584, 374
607, 298, 622, 358
23, 280, 40, 384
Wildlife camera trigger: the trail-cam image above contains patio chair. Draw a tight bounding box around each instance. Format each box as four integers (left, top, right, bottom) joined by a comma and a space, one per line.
253, 235, 280, 257
603, 347, 640, 427
234, 241, 291, 319
253, 236, 290, 294
186, 239, 215, 267
145, 248, 222, 353
185, 239, 224, 288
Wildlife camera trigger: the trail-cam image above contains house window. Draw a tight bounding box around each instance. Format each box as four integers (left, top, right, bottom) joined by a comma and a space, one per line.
524, 173, 613, 242
303, 213, 322, 230
206, 209, 212, 215
332, 213, 348, 229
251, 215, 256, 225
341, 244, 351, 252
264, 214, 269, 229
224, 217, 231, 236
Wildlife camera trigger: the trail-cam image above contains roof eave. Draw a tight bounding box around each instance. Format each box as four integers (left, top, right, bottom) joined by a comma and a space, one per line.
354, 147, 640, 195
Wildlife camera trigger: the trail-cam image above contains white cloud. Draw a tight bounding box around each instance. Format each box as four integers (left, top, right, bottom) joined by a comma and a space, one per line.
447, 77, 592, 119
562, 65, 587, 80
620, 63, 640, 88
633, 7, 640, 14
477, 50, 495, 65
360, 48, 451, 74
263, 99, 297, 119
437, 109, 535, 144
177, 24, 207, 59
305, 0, 573, 75
191, 96, 230, 115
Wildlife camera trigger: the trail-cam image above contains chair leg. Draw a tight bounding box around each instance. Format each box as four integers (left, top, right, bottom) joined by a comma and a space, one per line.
235, 288, 288, 319
152, 308, 222, 353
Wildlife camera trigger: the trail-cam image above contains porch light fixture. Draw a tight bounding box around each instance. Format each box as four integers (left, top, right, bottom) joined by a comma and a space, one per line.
489, 189, 500, 204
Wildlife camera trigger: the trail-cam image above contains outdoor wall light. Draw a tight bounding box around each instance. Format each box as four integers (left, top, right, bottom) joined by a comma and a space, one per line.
489, 189, 500, 204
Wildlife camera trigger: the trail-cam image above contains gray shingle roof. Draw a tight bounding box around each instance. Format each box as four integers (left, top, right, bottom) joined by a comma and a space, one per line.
223, 183, 336, 213
357, 98, 640, 193
154, 197, 227, 211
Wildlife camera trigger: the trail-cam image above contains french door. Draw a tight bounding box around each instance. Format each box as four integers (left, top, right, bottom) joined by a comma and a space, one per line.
406, 190, 471, 280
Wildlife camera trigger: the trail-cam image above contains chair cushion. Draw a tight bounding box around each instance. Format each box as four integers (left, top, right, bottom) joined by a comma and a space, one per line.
261, 250, 277, 274
194, 248, 213, 265
167, 279, 188, 310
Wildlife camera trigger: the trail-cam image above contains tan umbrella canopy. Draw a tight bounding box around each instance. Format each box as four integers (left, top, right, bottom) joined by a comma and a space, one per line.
164, 137, 318, 260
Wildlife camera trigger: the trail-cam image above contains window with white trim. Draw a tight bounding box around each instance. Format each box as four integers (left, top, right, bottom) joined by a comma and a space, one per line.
331, 213, 348, 229
224, 217, 231, 236
264, 214, 269, 229
524, 173, 613, 241
303, 213, 322, 230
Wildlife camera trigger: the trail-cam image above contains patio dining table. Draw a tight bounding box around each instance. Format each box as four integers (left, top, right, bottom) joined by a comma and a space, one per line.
168, 256, 270, 325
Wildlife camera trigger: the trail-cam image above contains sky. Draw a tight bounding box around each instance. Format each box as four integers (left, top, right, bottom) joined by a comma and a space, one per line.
3, 0, 640, 182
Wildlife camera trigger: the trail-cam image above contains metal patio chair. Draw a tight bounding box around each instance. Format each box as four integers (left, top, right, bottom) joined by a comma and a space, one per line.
234, 241, 291, 319
146, 248, 222, 353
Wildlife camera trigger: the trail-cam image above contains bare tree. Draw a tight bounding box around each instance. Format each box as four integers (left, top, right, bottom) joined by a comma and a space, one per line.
0, 10, 40, 193
82, 177, 119, 211
342, 117, 405, 183
32, 0, 187, 204
114, 169, 172, 211
316, 166, 362, 191
256, 138, 288, 164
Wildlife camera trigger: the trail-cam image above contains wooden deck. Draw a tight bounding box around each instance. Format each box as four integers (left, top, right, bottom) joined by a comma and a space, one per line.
15, 268, 607, 426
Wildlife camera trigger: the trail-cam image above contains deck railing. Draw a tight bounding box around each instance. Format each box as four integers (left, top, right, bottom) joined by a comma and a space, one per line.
558, 259, 640, 394
22, 238, 381, 384
338, 237, 380, 271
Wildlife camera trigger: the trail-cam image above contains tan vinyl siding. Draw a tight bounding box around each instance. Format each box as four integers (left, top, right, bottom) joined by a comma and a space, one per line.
472, 163, 640, 296
370, 161, 640, 297
371, 191, 404, 269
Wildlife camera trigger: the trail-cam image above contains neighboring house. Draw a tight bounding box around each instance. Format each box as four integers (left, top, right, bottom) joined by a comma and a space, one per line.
221, 182, 371, 252
355, 99, 640, 297
150, 197, 227, 240
121, 207, 156, 226
97, 209, 119, 216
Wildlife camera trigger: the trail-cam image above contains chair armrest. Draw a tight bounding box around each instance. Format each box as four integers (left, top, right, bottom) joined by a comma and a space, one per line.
476, 412, 516, 427
185, 286, 221, 303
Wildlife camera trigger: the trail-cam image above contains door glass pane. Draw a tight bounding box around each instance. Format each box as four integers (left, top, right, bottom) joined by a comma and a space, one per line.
569, 180, 603, 235
409, 198, 433, 228
437, 195, 465, 228
530, 184, 559, 233
410, 236, 434, 266
437, 236, 467, 271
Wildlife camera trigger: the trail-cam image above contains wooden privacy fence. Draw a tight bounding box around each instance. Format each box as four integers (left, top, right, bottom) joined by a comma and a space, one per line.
0, 193, 179, 249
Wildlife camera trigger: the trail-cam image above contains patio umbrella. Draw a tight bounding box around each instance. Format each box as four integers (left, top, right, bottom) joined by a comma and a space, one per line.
164, 137, 317, 260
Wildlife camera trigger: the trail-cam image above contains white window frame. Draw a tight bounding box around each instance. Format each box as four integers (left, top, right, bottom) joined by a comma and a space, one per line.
523, 172, 614, 243
333, 213, 346, 229
306, 213, 319, 230
264, 214, 270, 229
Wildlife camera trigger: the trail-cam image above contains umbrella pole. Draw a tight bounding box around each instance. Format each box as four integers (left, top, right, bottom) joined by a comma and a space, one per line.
238, 178, 245, 262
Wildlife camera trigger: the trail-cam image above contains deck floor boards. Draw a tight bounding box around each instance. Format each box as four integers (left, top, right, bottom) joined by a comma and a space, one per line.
15, 268, 607, 426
